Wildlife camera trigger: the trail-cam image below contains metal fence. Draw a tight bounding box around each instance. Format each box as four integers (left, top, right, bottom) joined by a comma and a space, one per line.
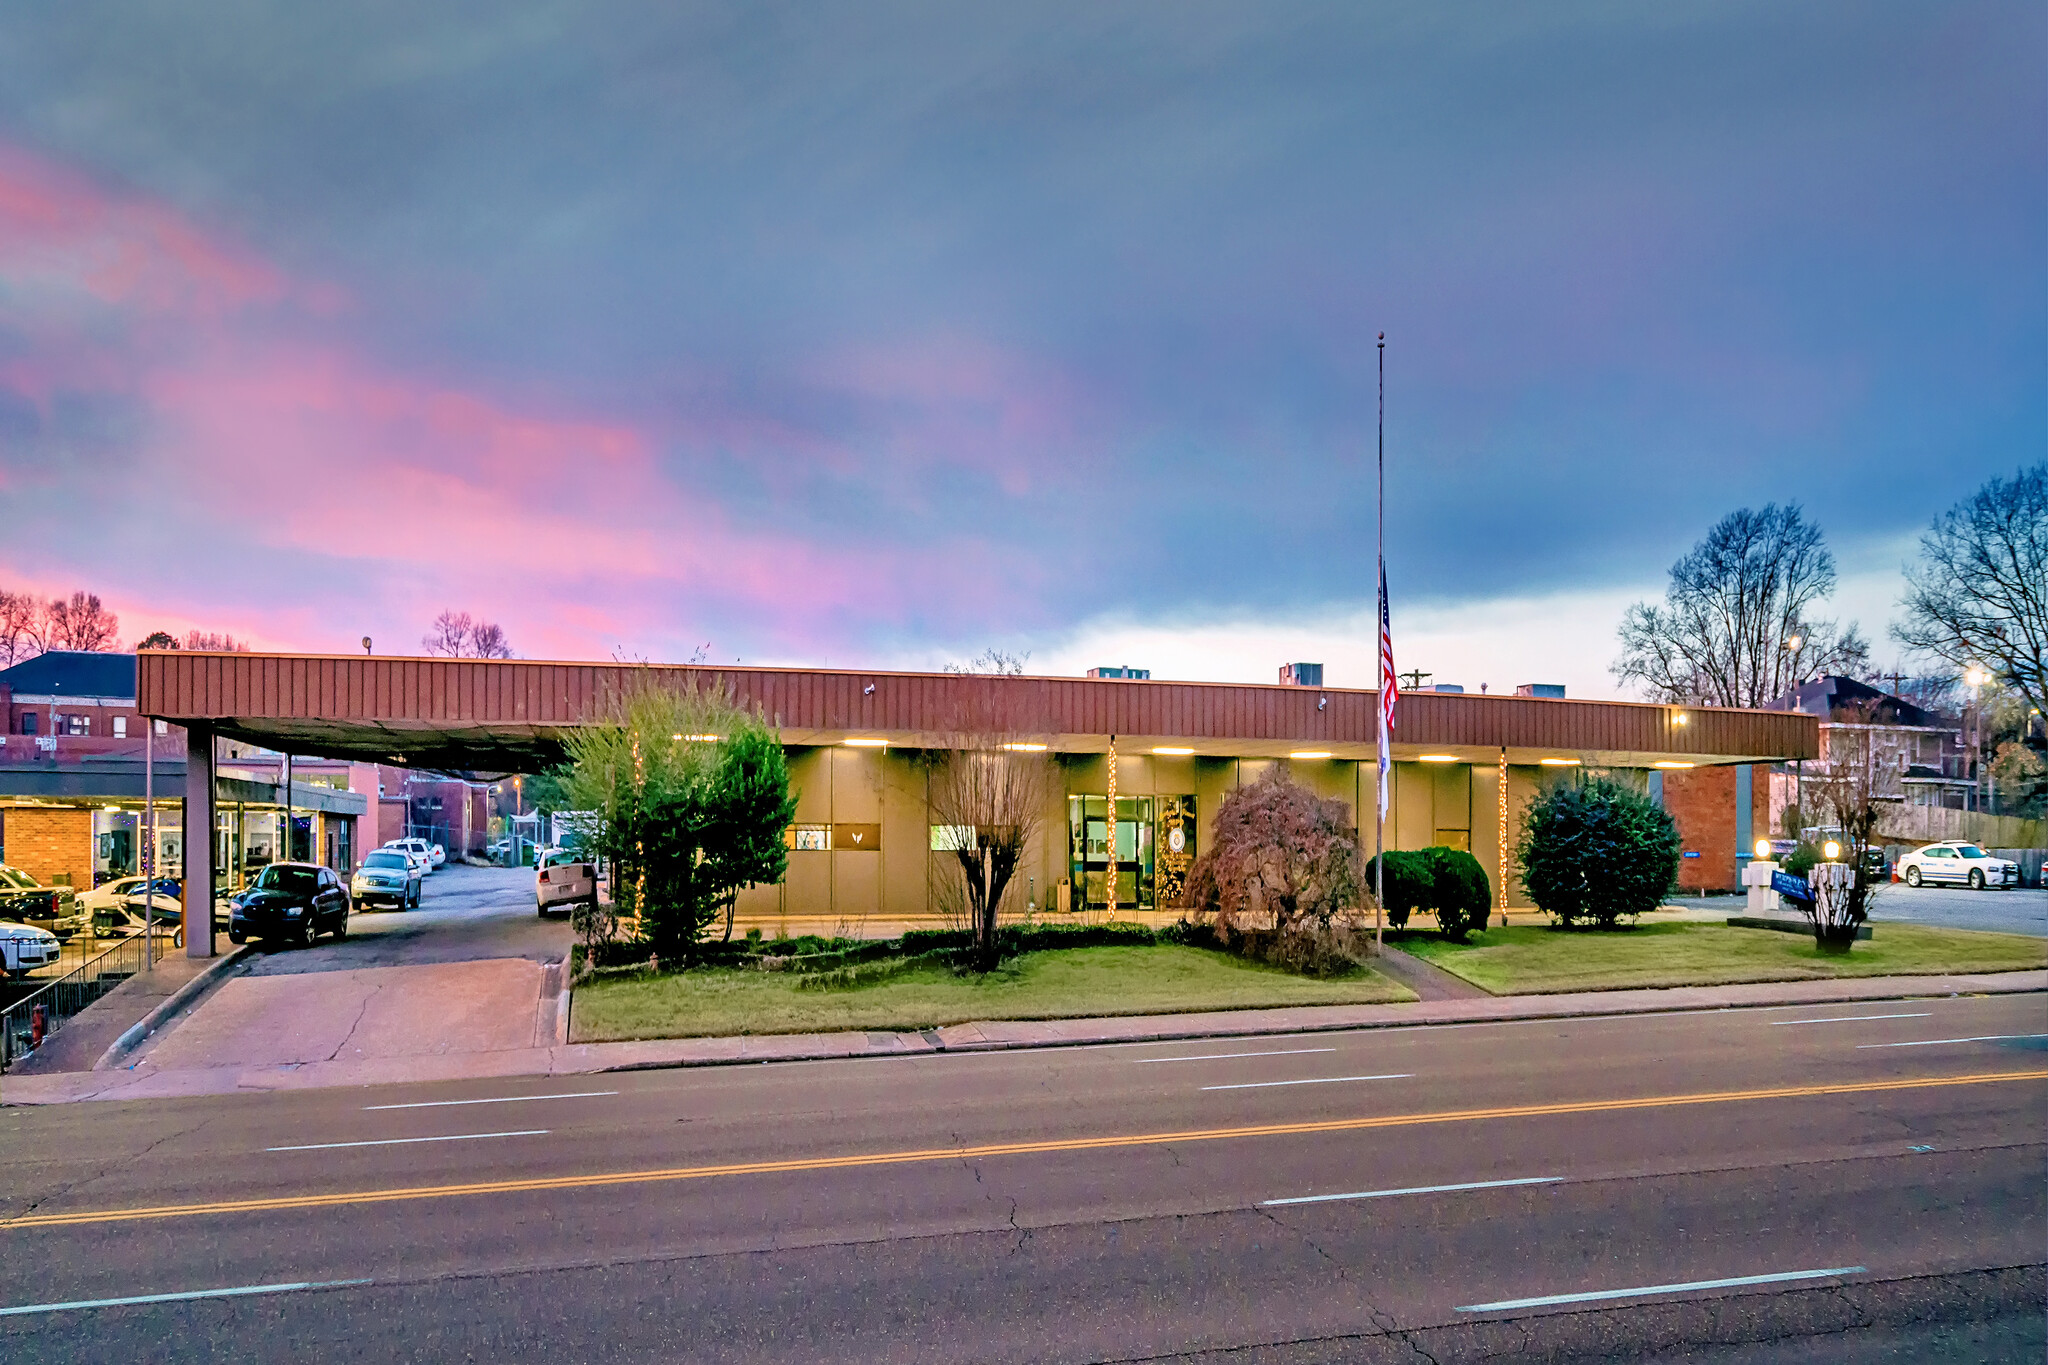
0, 933, 153, 1073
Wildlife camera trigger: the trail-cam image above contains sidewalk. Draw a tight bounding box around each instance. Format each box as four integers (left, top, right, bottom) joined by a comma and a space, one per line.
6, 968, 2040, 1106
4, 942, 246, 1077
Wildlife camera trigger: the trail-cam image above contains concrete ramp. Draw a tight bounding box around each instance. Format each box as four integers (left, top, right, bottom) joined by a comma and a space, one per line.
139, 958, 551, 1073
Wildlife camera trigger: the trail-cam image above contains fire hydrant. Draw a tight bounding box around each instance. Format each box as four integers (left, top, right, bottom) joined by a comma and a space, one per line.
30, 1004, 46, 1048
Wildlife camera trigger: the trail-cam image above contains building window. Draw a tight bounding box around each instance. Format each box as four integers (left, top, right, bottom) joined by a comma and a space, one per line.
113, 716, 128, 738
19, 713, 34, 735
59, 714, 90, 736
154, 719, 168, 735
929, 824, 975, 851
786, 824, 831, 851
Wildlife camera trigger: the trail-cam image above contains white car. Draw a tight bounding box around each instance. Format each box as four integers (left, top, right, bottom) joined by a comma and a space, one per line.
1, 919, 61, 979
382, 839, 437, 874
428, 842, 446, 868
535, 849, 596, 918
1898, 843, 2021, 890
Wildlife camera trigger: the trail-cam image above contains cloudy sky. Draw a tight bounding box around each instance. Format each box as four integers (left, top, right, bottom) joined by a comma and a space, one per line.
1, 2, 2040, 696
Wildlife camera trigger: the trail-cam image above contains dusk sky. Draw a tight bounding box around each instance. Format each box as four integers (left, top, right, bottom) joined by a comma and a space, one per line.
2, 3, 2041, 697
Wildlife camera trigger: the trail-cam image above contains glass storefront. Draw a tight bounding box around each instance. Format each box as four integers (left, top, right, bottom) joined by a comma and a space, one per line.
1066, 795, 1198, 912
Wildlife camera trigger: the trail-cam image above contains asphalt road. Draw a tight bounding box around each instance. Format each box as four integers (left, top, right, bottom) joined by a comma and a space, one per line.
2, 989, 2044, 1361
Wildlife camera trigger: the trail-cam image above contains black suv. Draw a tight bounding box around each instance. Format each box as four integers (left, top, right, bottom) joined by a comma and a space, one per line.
227, 863, 351, 947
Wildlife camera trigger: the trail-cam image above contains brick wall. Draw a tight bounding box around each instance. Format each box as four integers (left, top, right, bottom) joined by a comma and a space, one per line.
1, 807, 94, 889
1661, 765, 1768, 892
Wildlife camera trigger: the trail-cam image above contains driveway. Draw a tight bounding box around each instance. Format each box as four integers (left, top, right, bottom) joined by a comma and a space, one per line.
130, 864, 572, 1081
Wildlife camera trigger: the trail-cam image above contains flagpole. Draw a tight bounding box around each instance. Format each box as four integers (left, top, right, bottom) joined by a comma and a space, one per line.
1374, 332, 1385, 951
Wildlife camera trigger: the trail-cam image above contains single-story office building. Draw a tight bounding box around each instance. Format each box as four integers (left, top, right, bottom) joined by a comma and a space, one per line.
137, 652, 1818, 937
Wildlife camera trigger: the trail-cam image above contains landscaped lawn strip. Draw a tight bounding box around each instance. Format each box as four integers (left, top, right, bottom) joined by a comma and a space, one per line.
1399, 921, 2047, 996
569, 943, 1413, 1043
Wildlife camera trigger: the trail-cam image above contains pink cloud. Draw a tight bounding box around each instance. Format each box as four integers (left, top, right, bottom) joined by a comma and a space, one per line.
0, 142, 1050, 662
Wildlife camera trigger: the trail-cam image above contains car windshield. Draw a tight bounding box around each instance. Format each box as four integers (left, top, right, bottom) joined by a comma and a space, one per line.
1954, 845, 1986, 858
251, 865, 321, 894
363, 852, 408, 870
0, 867, 36, 890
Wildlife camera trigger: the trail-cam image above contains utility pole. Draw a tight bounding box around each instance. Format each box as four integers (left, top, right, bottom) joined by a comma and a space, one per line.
1399, 669, 1431, 692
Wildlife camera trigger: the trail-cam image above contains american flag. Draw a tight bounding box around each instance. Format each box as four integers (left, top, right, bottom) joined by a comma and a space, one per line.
1378, 556, 1396, 817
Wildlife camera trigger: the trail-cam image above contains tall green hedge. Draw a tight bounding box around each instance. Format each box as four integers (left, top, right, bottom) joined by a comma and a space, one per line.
1517, 777, 1681, 928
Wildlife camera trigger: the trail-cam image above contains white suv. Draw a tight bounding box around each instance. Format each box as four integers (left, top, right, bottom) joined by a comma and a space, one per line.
1898, 843, 2020, 890
383, 838, 437, 874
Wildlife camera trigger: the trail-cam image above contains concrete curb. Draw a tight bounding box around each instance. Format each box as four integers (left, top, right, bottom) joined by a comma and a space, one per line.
93, 945, 256, 1071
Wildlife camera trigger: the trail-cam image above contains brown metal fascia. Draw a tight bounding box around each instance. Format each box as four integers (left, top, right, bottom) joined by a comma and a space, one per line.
136, 652, 1818, 763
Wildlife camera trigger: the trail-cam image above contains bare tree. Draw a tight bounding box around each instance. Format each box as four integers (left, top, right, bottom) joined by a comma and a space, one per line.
40, 592, 121, 652
944, 648, 1029, 676
1799, 700, 1894, 950
1893, 463, 2047, 719
422, 610, 514, 659
182, 630, 251, 652
0, 590, 39, 666
924, 681, 1053, 970
1615, 504, 1869, 706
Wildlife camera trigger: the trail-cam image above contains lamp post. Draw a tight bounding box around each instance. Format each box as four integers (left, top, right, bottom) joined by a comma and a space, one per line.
1962, 665, 1991, 813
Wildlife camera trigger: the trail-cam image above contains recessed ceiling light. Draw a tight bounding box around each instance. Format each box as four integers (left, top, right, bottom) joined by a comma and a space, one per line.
843, 737, 889, 748
1540, 757, 1582, 766
1002, 742, 1048, 752
1289, 751, 1332, 760
1653, 760, 1695, 769
1151, 746, 1195, 756
1418, 754, 1459, 762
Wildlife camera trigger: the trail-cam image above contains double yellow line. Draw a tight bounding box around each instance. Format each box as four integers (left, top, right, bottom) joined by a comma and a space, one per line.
7, 1069, 2042, 1232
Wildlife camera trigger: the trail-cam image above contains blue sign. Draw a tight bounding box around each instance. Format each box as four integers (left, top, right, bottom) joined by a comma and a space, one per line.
1682, 851, 1701, 859
1771, 870, 1813, 903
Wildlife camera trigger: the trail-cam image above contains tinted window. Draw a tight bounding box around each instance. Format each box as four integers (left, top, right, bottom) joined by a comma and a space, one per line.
251, 866, 321, 894
364, 852, 408, 870
1955, 845, 1986, 858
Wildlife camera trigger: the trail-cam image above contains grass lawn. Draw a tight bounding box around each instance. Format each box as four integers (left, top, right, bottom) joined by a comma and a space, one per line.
1400, 921, 2048, 995
569, 944, 1414, 1042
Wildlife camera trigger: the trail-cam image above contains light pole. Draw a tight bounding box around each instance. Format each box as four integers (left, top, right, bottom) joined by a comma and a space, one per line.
1963, 664, 1991, 813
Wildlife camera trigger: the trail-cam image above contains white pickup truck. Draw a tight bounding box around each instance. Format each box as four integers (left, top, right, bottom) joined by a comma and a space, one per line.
535, 849, 597, 918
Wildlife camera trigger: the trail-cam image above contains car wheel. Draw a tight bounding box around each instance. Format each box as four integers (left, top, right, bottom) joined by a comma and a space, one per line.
332, 915, 348, 940
1904, 866, 1921, 887
1968, 869, 1984, 890
228, 930, 245, 945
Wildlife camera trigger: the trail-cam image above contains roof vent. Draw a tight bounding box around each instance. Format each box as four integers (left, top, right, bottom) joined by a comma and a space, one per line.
1278, 663, 1323, 687
1514, 683, 1566, 699
1087, 665, 1150, 680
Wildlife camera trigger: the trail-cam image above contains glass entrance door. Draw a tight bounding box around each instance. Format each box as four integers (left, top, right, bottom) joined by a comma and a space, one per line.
1068, 796, 1154, 911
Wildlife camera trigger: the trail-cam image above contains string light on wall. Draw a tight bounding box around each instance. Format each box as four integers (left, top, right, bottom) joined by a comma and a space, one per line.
1105, 735, 1118, 920
1497, 747, 1508, 926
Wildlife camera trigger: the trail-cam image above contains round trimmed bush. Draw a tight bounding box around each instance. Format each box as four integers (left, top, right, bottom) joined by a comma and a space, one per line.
1517, 777, 1680, 928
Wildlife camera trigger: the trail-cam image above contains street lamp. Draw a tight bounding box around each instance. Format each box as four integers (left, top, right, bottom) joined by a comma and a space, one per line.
1822, 840, 1841, 861
1962, 664, 1991, 811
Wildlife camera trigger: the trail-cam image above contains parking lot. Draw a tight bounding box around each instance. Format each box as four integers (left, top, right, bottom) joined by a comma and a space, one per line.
1863, 879, 2048, 937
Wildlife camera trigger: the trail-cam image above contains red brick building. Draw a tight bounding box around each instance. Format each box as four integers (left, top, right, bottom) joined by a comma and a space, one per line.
1658, 763, 1769, 893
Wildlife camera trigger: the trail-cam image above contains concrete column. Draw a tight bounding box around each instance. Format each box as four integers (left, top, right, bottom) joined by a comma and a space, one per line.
184, 725, 216, 958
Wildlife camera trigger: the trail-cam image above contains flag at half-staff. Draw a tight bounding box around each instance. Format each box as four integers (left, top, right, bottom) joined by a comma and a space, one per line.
1377, 557, 1397, 818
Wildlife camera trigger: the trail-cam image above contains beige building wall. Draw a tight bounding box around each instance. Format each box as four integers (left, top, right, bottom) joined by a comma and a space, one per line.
735, 746, 1567, 924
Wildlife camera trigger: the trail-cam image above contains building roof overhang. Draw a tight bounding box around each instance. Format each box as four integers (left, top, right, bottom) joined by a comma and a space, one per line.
137, 651, 1820, 773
